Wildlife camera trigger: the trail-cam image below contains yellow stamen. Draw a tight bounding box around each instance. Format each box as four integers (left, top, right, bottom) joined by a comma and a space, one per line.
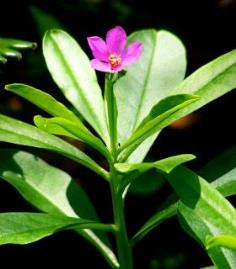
108, 53, 121, 69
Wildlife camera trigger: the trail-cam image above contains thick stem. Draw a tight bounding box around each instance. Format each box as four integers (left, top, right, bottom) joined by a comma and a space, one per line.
110, 165, 133, 269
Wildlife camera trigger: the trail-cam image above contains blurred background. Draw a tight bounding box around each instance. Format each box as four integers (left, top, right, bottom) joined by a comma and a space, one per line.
0, 0, 236, 268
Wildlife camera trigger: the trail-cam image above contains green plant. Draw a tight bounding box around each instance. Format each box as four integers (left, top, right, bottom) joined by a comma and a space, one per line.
0, 26, 236, 268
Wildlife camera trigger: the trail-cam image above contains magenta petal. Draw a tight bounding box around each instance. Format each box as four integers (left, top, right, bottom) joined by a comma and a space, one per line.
122, 41, 143, 66
106, 26, 127, 54
87, 36, 108, 61
90, 59, 112, 73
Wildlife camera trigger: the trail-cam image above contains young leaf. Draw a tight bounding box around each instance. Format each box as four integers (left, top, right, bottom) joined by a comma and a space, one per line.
43, 29, 109, 144
115, 154, 195, 174
115, 154, 195, 193
0, 149, 118, 268
34, 115, 110, 160
0, 37, 36, 63
5, 83, 82, 125
119, 95, 198, 160
0, 213, 108, 245
115, 29, 186, 162
167, 166, 236, 268
0, 114, 108, 179
206, 235, 236, 251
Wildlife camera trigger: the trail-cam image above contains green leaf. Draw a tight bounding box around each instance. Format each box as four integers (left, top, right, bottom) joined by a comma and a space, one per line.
199, 147, 236, 197
132, 149, 236, 246
132, 202, 178, 245
119, 95, 198, 161
43, 29, 109, 144
0, 149, 99, 218
0, 212, 109, 245
167, 166, 236, 268
34, 116, 110, 160
0, 149, 118, 268
5, 83, 82, 125
115, 29, 186, 162
115, 154, 195, 174
206, 235, 236, 250
116, 154, 195, 194
0, 114, 108, 179
159, 49, 236, 136
179, 204, 236, 269
0, 37, 36, 63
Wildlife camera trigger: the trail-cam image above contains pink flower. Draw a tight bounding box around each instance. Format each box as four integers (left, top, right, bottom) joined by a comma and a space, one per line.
87, 26, 143, 73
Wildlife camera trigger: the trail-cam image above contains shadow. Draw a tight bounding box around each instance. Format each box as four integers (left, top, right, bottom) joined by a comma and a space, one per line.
167, 166, 201, 209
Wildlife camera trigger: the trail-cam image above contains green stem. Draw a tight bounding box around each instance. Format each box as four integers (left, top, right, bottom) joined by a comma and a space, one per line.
110, 165, 133, 269
105, 73, 133, 268
105, 74, 118, 157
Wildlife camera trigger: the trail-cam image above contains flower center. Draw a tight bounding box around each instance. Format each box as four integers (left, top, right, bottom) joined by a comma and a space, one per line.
108, 53, 121, 69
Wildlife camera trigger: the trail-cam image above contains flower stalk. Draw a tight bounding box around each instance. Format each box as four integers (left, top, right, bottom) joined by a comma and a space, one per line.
105, 73, 133, 269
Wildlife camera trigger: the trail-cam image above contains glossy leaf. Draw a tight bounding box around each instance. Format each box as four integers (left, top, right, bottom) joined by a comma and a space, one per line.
43, 29, 109, 144
0, 212, 108, 245
5, 83, 82, 125
0, 149, 118, 268
34, 116, 110, 160
0, 37, 36, 63
167, 166, 236, 268
206, 235, 236, 250
115, 29, 186, 162
119, 95, 198, 161
0, 114, 108, 179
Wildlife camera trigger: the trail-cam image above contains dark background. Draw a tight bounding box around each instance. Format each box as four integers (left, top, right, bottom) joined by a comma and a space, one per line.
0, 0, 236, 268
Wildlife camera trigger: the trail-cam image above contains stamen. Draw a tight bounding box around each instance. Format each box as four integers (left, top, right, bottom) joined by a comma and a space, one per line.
108, 54, 121, 69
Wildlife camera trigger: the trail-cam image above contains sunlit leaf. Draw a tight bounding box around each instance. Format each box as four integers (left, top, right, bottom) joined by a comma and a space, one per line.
0, 212, 108, 245
0, 149, 118, 268
5, 83, 82, 125
116, 154, 195, 193
118, 95, 198, 161
167, 166, 236, 269
34, 115, 110, 160
43, 29, 109, 144
206, 235, 236, 251
0, 114, 108, 179
115, 29, 186, 162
